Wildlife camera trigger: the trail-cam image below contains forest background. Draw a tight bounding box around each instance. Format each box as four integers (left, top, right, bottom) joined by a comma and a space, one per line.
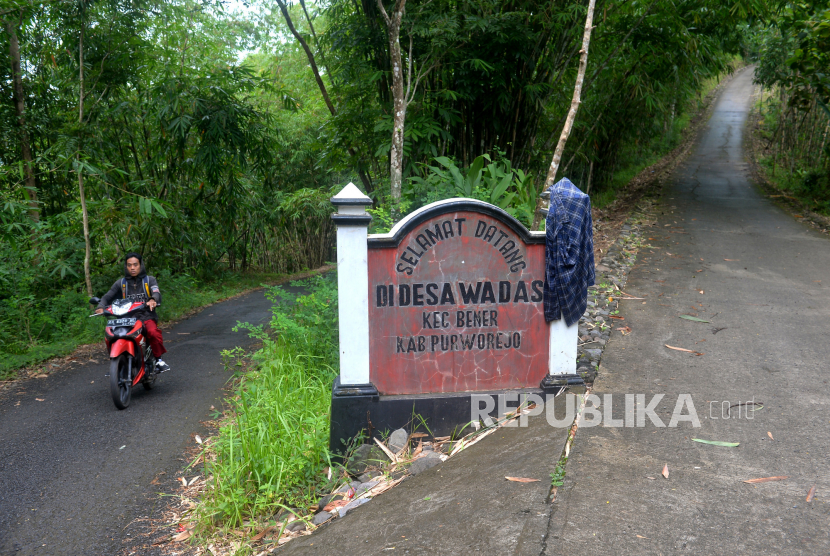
0, 0, 827, 377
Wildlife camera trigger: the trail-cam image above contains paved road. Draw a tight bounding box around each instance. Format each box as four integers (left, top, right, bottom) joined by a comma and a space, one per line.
546, 68, 830, 552
0, 289, 272, 555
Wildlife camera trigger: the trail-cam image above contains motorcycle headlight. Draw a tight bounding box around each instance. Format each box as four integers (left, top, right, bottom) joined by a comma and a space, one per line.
113, 327, 131, 337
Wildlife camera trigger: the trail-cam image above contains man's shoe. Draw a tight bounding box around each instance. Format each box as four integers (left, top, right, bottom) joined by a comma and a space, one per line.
155, 359, 171, 373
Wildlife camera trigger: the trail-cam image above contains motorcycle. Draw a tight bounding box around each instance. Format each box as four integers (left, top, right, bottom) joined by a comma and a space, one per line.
89, 296, 159, 409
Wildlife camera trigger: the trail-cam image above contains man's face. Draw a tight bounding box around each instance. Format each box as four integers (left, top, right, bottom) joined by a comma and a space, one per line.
126, 257, 141, 277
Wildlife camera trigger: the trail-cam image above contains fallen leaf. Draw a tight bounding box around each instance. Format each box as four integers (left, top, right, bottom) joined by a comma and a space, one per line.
35, 374, 48, 379
806, 485, 816, 502
35, 398, 44, 402
195, 435, 203, 445
743, 476, 788, 484
172, 530, 192, 542
505, 477, 540, 483
699, 290, 704, 294
680, 315, 710, 323
615, 326, 632, 335
767, 432, 774, 440
665, 344, 703, 356
662, 464, 669, 479
179, 477, 187, 487
636, 535, 649, 539
188, 476, 199, 486
609, 315, 625, 320
251, 525, 276, 542
646, 476, 656, 480
692, 438, 740, 447
323, 500, 349, 512
794, 214, 803, 218
724, 258, 739, 261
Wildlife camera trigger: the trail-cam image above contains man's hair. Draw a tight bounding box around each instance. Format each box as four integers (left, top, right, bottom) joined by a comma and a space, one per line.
125, 252, 143, 263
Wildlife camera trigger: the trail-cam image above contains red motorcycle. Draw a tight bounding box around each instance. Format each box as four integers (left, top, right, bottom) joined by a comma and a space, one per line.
89, 296, 159, 409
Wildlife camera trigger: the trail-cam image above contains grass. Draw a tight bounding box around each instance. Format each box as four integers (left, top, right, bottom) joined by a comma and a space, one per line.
193, 274, 340, 533
0, 267, 331, 381
198, 342, 336, 531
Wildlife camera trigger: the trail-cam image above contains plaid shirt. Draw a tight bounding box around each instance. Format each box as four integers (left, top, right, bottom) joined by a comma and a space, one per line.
543, 178, 595, 326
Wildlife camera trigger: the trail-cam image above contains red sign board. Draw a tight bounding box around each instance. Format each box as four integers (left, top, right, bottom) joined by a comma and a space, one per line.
367, 201, 548, 395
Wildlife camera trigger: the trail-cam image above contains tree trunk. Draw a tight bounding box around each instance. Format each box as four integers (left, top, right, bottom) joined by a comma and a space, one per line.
6, 18, 39, 222
532, 0, 597, 230
377, 0, 407, 202
78, 23, 93, 296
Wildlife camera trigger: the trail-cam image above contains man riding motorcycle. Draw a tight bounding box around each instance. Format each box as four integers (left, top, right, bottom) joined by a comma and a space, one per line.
95, 253, 171, 373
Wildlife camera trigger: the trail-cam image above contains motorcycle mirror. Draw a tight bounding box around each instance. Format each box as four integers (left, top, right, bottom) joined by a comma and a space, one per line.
89, 296, 101, 305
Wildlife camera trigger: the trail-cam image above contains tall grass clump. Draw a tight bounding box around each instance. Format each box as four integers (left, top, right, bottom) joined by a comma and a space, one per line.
199, 274, 339, 530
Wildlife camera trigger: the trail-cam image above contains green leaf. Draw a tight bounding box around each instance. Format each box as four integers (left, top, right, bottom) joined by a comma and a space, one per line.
491, 171, 513, 203
151, 200, 168, 218
679, 315, 710, 323
692, 438, 739, 447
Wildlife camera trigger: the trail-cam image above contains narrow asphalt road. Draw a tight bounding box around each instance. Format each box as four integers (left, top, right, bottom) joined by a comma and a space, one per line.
0, 289, 273, 555
547, 68, 830, 552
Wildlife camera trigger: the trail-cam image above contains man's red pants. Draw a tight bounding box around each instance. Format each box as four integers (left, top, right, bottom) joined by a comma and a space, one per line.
144, 319, 167, 358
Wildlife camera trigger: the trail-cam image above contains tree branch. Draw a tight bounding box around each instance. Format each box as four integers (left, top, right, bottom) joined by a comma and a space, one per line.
275, 0, 336, 117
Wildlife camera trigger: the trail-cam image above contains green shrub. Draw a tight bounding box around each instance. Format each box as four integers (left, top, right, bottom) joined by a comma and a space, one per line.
198, 273, 339, 530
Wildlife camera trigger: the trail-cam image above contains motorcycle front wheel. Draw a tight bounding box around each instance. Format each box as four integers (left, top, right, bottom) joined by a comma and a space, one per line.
109, 353, 132, 409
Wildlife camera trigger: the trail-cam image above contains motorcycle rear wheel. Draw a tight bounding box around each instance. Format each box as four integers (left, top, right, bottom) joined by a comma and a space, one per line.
110, 353, 132, 409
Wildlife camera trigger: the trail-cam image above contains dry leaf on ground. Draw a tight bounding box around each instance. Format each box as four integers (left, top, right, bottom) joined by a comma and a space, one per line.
251, 525, 276, 542
323, 500, 349, 512
743, 476, 788, 484
179, 477, 187, 487
662, 464, 669, 479
767, 432, 774, 440
806, 485, 816, 502
505, 477, 540, 483
172, 530, 192, 542
195, 435, 203, 445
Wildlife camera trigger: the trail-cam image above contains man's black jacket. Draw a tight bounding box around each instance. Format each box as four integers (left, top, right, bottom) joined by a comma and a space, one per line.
97, 262, 162, 322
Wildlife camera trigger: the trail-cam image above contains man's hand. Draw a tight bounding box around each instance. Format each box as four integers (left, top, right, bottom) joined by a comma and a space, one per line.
147, 299, 158, 311
95, 308, 104, 315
